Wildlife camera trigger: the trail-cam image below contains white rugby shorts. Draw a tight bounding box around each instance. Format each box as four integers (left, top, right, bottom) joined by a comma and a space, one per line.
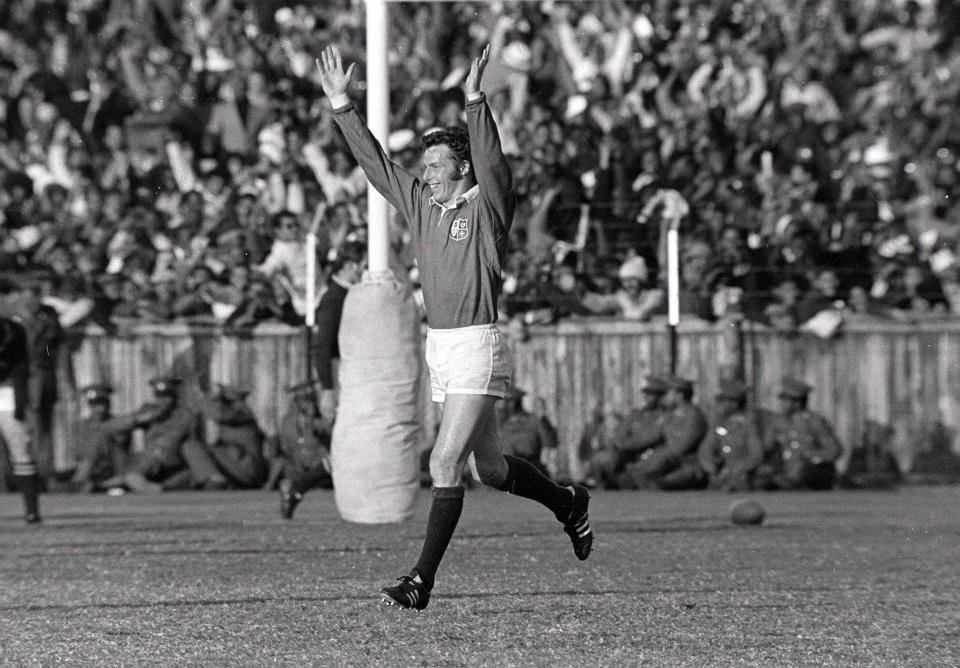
425, 323, 512, 402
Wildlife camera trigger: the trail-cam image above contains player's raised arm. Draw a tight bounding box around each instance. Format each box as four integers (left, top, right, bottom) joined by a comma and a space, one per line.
462, 45, 515, 233
463, 44, 490, 101
315, 45, 423, 228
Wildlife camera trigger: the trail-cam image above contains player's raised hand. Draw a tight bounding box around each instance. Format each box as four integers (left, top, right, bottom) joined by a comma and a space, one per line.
464, 44, 490, 96
315, 45, 355, 98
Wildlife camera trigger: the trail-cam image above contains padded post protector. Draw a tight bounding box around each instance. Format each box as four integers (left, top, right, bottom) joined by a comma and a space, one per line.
331, 273, 421, 523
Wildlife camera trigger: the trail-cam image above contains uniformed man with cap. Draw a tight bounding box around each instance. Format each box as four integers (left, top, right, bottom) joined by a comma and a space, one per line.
69, 384, 131, 492
697, 379, 764, 492
496, 386, 555, 474
588, 374, 666, 489
755, 377, 843, 490
197, 383, 267, 489
104, 376, 228, 492
623, 374, 708, 490
274, 381, 333, 519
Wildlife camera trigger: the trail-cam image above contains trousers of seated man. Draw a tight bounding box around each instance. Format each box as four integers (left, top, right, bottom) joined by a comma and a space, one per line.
127, 439, 224, 489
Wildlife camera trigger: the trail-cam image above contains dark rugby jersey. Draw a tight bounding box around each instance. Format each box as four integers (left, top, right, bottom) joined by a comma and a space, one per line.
331, 94, 515, 329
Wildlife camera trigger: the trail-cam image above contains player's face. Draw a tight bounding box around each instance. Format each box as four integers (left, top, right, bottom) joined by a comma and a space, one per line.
422, 144, 468, 204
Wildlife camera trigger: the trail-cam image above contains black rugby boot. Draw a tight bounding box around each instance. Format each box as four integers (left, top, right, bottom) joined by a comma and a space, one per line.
380, 572, 431, 611
562, 485, 593, 560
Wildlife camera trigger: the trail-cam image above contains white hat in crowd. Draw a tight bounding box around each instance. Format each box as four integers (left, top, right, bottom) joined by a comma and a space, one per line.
618, 256, 648, 282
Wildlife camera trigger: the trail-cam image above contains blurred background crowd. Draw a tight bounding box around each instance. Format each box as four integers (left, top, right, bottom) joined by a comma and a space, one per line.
1, 0, 960, 337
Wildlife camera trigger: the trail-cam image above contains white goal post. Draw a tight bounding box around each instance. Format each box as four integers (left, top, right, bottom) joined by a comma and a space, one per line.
363, 0, 538, 270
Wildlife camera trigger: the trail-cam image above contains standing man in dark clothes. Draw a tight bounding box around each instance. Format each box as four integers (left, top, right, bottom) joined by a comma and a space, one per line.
312, 240, 365, 419
316, 43, 592, 611
22, 287, 62, 482
0, 280, 41, 523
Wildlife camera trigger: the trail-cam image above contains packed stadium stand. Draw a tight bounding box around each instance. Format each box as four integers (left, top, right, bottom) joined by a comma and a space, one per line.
0, 0, 958, 331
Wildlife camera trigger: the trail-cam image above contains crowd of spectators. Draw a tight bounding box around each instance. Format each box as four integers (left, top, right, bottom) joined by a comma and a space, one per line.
1, 0, 960, 339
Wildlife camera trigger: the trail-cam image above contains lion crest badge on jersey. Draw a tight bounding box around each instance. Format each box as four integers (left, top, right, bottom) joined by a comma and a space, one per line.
449, 218, 469, 241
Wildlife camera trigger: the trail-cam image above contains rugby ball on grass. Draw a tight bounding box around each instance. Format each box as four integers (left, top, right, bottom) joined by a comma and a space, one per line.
729, 499, 766, 526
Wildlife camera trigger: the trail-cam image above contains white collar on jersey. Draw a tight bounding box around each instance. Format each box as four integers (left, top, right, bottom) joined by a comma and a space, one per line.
430, 184, 479, 211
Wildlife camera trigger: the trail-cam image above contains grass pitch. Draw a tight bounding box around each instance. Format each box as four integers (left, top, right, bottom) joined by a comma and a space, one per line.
1, 485, 957, 666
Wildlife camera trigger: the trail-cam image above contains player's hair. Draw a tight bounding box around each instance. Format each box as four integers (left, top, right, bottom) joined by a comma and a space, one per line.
421, 126, 472, 166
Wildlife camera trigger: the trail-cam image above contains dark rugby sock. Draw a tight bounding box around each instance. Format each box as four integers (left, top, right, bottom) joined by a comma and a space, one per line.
497, 455, 573, 522
14, 474, 40, 518
412, 486, 464, 590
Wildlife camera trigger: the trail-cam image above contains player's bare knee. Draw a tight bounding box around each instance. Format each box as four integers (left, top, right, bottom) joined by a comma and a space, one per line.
429, 450, 461, 487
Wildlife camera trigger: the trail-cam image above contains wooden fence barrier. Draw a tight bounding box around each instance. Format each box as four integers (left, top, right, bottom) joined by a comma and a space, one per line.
48, 319, 960, 479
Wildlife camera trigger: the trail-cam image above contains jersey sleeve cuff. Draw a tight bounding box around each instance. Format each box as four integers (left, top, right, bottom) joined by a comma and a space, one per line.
465, 92, 485, 105
329, 93, 352, 110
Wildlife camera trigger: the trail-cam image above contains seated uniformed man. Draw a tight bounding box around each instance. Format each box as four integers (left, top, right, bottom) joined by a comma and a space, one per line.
198, 383, 268, 489
623, 374, 709, 490
697, 379, 764, 492
577, 404, 622, 488
102, 376, 228, 492
754, 377, 843, 490
588, 375, 666, 489
275, 382, 333, 519
496, 386, 555, 476
69, 384, 130, 492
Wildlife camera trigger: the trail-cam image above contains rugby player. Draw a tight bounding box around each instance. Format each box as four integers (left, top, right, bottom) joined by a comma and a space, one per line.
315, 44, 592, 610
